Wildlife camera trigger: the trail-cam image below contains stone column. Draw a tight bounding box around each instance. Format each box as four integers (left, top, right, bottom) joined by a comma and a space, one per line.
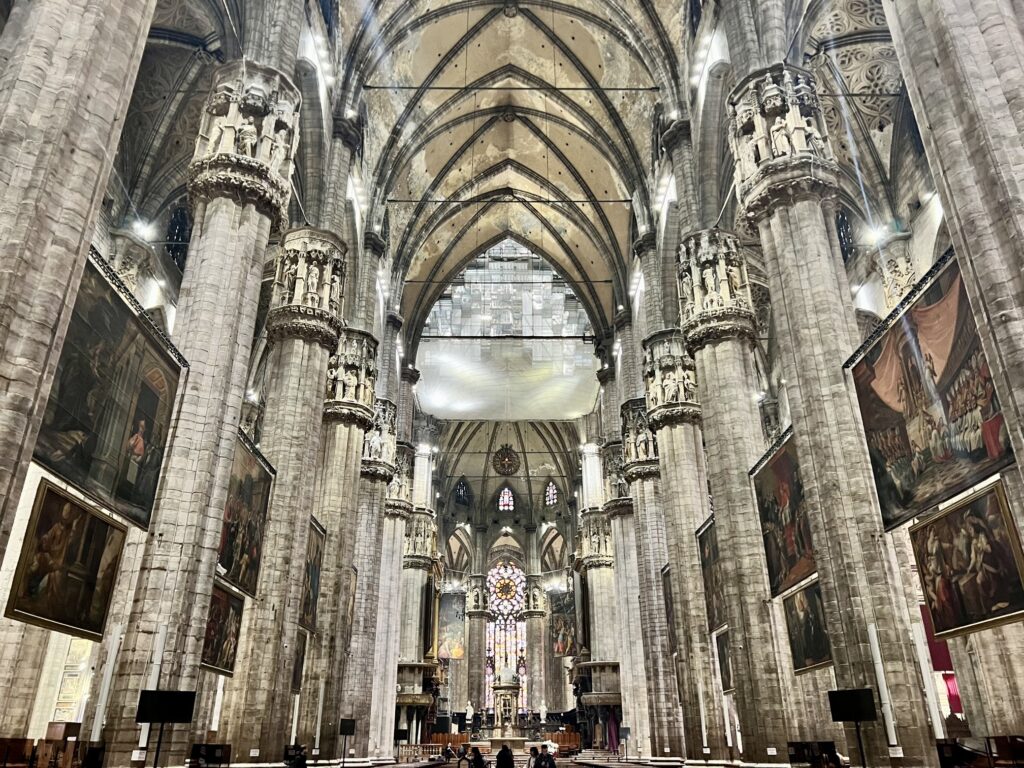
661, 119, 700, 232
466, 568, 489, 718
400, 508, 437, 663
619, 399, 683, 758
317, 327, 378, 756
361, 400, 402, 758
604, 489, 650, 759
224, 228, 344, 756
0, 0, 157, 564
680, 228, 787, 760
100, 61, 299, 767
642, 329, 725, 760
729, 65, 932, 765
522, 572, 547, 714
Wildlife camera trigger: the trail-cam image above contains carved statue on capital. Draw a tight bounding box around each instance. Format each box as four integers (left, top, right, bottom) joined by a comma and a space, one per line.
189, 61, 300, 230
642, 329, 701, 431
601, 443, 629, 501
267, 229, 346, 348
621, 399, 658, 465
363, 398, 397, 466
579, 509, 614, 569
679, 229, 759, 349
726, 64, 836, 209
327, 328, 378, 407
388, 443, 414, 503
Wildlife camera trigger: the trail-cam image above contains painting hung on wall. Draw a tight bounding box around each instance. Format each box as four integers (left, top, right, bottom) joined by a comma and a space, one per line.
33, 260, 182, 529
851, 259, 1014, 530
216, 436, 274, 597
550, 591, 578, 657
202, 584, 244, 676
300, 519, 326, 633
753, 431, 816, 597
5, 480, 126, 641
910, 481, 1024, 638
291, 630, 307, 693
783, 580, 832, 673
698, 519, 727, 631
714, 630, 734, 692
437, 592, 466, 660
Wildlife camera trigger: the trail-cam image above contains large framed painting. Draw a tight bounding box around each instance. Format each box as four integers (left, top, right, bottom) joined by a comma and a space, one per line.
910, 481, 1024, 638
662, 566, 678, 654
783, 580, 832, 673
300, 518, 326, 633
851, 259, 1014, 530
753, 431, 816, 596
291, 630, 307, 694
33, 260, 183, 529
698, 518, 727, 631
437, 591, 466, 660
202, 583, 244, 676
5, 480, 126, 641
216, 435, 274, 597
714, 629, 734, 693
549, 591, 578, 657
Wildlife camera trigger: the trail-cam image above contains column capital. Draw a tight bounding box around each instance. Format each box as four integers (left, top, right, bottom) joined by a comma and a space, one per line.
600, 441, 629, 501
364, 230, 387, 258
679, 228, 758, 350
332, 114, 362, 151
266, 228, 346, 349
362, 398, 397, 469
632, 231, 657, 258
401, 365, 421, 384
621, 398, 659, 470
387, 442, 414, 504
188, 61, 300, 231
384, 497, 413, 518
727, 63, 839, 221
641, 328, 701, 430
387, 311, 405, 331
603, 496, 634, 520
578, 507, 614, 570
661, 118, 693, 154
326, 327, 379, 409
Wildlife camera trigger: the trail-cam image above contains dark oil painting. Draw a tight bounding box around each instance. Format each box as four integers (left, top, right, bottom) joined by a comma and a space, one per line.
852, 260, 1013, 530
783, 580, 832, 673
202, 583, 244, 676
911, 481, 1024, 638
300, 519, 325, 632
33, 261, 181, 529
216, 437, 273, 597
6, 480, 126, 641
698, 519, 727, 631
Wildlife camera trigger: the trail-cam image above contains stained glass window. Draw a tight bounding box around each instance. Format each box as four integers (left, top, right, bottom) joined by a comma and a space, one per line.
484, 560, 528, 711
545, 481, 558, 507
455, 479, 471, 506
498, 487, 514, 512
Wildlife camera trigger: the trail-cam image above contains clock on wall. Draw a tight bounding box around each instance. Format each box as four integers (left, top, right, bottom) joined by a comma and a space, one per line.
492, 443, 521, 476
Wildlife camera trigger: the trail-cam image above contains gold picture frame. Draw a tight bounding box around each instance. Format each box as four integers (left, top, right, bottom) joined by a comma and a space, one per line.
910, 480, 1024, 639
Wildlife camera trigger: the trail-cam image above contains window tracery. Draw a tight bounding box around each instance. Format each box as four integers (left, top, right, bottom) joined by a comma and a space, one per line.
498, 487, 514, 512
484, 560, 527, 712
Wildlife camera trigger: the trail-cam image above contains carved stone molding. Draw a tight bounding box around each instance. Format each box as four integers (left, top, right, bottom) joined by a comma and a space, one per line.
623, 459, 660, 483
322, 399, 374, 429
326, 327, 379, 407
188, 61, 299, 230
661, 118, 693, 154
603, 496, 634, 520
361, 457, 396, 482
385, 498, 413, 519
332, 114, 361, 151
727, 64, 839, 221
403, 553, 434, 571
266, 304, 342, 349
679, 229, 757, 349
642, 328, 701, 430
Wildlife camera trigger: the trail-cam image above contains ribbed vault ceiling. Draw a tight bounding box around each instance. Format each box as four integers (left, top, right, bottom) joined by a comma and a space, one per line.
339, 0, 685, 340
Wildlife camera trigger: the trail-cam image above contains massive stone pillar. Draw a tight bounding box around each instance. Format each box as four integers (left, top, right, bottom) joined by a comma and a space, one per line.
0, 0, 157, 564
680, 228, 787, 760
317, 327, 378, 756
99, 61, 299, 766
728, 65, 932, 765
224, 228, 344, 756
361, 400, 402, 759
521, 583, 544, 715
466, 568, 489, 718
619, 398, 684, 758
641, 329, 725, 760
883, 3, 1024, 732
603, 437, 651, 761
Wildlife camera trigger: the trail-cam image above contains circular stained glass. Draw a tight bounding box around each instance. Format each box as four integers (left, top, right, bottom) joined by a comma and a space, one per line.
487, 560, 526, 617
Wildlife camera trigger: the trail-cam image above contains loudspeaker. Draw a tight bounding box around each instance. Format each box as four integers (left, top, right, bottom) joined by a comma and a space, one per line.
828, 689, 876, 723
136, 690, 197, 724
433, 716, 451, 734
394, 729, 410, 742
339, 719, 357, 737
